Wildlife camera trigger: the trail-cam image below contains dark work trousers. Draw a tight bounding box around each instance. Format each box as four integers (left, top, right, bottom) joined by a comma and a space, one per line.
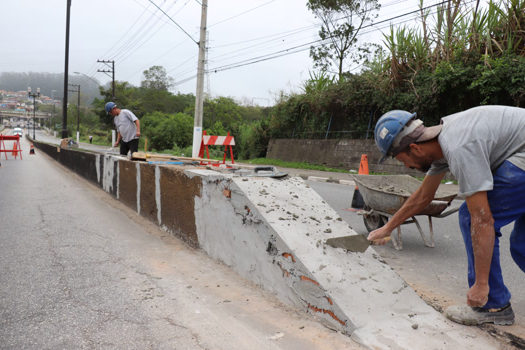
458, 160, 525, 309
119, 138, 139, 156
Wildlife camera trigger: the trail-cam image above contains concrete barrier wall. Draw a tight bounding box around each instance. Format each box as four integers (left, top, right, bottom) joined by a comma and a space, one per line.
32, 140, 494, 350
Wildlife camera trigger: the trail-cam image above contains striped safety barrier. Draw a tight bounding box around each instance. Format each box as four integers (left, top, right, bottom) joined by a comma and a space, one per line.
202, 135, 235, 146
199, 131, 235, 166
0, 135, 22, 160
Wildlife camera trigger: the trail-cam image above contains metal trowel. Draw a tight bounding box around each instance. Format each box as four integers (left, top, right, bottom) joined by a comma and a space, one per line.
325, 235, 391, 253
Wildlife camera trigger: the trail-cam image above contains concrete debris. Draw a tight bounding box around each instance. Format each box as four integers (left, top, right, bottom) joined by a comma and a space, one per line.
268, 332, 285, 340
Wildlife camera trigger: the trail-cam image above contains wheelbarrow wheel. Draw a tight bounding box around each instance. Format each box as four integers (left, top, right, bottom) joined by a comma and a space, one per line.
363, 207, 387, 232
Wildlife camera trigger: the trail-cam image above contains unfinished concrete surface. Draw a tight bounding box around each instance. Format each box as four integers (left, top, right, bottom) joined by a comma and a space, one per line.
190, 171, 499, 349
31, 142, 504, 349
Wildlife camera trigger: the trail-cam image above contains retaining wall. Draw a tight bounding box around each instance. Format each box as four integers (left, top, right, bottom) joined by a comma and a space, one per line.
33, 140, 493, 350
267, 138, 452, 179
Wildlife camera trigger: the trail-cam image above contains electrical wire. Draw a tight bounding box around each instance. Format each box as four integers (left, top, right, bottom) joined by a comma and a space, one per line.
208, 0, 411, 50
120, 0, 282, 83
106, 0, 167, 62
208, 0, 277, 28
146, 0, 198, 44
112, 0, 183, 61
207, 0, 474, 74
118, 0, 472, 88
205, 0, 418, 67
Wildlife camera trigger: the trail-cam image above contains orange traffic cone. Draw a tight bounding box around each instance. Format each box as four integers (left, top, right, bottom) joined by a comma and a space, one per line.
11, 142, 18, 158
29, 143, 35, 155
351, 154, 369, 209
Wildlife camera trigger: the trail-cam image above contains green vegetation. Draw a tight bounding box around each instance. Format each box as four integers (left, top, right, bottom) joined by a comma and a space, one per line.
270, 0, 525, 140
39, 0, 524, 170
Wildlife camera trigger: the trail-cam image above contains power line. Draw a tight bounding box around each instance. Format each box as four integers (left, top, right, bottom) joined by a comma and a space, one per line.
109, 0, 198, 83
106, 0, 166, 62
129, 0, 437, 84
110, 0, 182, 63
119, 0, 468, 89
208, 0, 411, 50
99, 2, 152, 62
109, 0, 195, 65
207, 0, 473, 74
147, 0, 198, 44
124, 0, 282, 82
208, 0, 277, 28
204, 0, 418, 67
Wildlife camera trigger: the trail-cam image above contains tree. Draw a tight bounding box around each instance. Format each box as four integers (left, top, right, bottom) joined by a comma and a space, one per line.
307, 0, 380, 81
203, 97, 243, 130
141, 65, 174, 91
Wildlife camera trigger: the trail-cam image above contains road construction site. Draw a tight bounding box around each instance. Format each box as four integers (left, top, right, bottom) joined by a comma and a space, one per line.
2, 128, 524, 349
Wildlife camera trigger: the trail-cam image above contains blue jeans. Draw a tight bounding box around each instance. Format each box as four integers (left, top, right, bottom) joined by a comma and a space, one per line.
458, 160, 525, 308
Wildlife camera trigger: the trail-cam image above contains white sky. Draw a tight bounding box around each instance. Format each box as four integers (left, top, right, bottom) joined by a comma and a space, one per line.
2, 0, 465, 106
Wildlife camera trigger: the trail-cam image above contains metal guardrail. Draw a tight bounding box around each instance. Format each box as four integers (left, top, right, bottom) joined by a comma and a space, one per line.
0, 110, 52, 119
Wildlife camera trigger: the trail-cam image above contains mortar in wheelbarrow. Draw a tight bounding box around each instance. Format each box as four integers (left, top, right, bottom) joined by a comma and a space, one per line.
352, 175, 457, 216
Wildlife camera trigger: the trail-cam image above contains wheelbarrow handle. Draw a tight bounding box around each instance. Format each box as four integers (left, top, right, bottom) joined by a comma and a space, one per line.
434, 206, 460, 218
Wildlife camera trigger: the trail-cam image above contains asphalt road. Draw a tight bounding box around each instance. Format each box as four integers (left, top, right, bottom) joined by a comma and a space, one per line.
306, 180, 525, 339
0, 135, 361, 350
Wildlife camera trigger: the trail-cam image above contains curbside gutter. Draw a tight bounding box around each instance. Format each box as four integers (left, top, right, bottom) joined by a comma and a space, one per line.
32, 140, 501, 350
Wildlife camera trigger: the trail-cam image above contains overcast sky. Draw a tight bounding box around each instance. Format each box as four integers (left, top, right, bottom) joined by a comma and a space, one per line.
2, 0, 449, 106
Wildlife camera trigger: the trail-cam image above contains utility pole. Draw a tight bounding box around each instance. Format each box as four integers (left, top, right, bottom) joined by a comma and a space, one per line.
97, 60, 115, 99
62, 0, 72, 139
192, 0, 208, 158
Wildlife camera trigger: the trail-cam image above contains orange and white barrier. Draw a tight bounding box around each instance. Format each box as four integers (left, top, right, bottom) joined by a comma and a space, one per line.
0, 135, 22, 160
198, 131, 235, 166
202, 134, 235, 146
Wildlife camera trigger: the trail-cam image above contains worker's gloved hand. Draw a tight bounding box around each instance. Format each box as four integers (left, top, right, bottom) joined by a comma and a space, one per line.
367, 226, 392, 245
467, 282, 489, 307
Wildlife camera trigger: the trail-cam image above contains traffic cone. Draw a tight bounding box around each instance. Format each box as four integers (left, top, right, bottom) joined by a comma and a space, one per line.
29, 143, 35, 155
351, 154, 369, 209
12, 142, 18, 158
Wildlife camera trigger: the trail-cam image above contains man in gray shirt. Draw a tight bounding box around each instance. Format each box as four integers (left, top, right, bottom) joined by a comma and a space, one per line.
105, 102, 141, 156
369, 106, 525, 326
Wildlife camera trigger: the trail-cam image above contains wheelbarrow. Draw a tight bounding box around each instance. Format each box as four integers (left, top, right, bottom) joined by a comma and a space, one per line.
352, 174, 460, 250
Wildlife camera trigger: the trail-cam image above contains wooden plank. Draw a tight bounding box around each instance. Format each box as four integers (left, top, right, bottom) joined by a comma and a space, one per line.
132, 151, 221, 163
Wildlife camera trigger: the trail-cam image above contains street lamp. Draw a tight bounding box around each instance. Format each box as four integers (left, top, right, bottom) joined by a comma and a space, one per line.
28, 87, 40, 140
73, 71, 100, 86
68, 83, 80, 143
51, 90, 57, 129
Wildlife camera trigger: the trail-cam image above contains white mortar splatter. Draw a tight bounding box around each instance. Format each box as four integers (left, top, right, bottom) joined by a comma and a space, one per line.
155, 165, 161, 225
136, 162, 141, 214
95, 154, 100, 184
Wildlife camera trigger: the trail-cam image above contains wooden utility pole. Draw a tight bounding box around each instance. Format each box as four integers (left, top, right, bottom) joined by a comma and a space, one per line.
97, 60, 115, 99
192, 0, 208, 158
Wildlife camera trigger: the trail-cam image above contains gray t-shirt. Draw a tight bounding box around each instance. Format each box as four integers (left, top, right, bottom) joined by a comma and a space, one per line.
114, 109, 138, 143
428, 105, 525, 197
